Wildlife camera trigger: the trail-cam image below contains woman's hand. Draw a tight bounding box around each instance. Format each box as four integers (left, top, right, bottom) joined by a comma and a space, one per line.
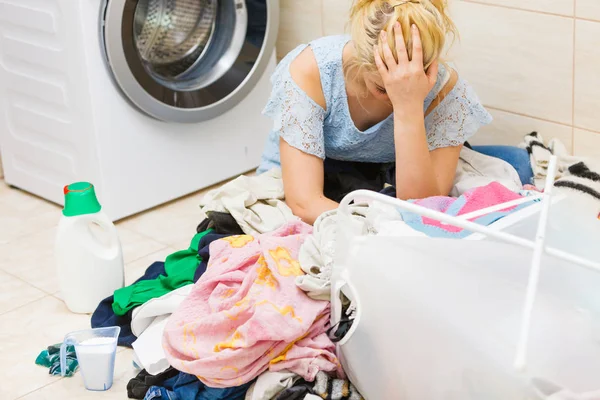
374, 23, 438, 114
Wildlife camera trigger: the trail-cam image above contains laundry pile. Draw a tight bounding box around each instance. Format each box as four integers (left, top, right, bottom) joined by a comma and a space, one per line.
519, 131, 600, 233
74, 135, 599, 400
90, 169, 343, 400
521, 131, 600, 199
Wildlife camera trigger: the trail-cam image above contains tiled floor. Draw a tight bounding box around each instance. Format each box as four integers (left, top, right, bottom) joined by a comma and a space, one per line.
0, 179, 215, 399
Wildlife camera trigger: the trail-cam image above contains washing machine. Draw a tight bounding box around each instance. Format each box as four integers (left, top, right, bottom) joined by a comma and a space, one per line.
0, 0, 278, 220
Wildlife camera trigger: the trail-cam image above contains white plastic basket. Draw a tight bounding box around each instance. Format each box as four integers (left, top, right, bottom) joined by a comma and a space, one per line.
332, 157, 600, 399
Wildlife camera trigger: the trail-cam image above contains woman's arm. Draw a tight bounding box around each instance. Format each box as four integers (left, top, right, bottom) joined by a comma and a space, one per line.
375, 23, 462, 199
280, 138, 338, 224
392, 114, 462, 199
280, 48, 338, 224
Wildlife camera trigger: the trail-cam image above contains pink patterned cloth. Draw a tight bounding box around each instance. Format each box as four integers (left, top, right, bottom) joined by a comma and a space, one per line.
162, 221, 341, 388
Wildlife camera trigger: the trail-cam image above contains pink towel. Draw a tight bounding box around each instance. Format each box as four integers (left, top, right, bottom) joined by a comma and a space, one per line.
400, 182, 525, 238
162, 221, 341, 388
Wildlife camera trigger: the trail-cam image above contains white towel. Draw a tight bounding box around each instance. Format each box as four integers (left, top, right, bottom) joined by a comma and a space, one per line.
199, 169, 298, 235
130, 285, 194, 375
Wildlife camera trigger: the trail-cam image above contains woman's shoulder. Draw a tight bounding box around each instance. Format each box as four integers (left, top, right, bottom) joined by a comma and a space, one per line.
280, 35, 350, 69
309, 34, 351, 50
288, 46, 327, 110
282, 35, 348, 110
308, 35, 351, 67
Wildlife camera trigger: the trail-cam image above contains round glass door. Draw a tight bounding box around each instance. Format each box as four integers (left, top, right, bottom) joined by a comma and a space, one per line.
134, 0, 219, 82
102, 0, 277, 122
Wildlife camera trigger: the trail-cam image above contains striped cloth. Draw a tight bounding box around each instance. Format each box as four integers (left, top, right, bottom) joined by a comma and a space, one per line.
520, 132, 582, 189
520, 132, 600, 203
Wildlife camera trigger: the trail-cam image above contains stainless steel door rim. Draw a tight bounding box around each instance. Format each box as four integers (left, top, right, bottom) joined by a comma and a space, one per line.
102, 0, 278, 123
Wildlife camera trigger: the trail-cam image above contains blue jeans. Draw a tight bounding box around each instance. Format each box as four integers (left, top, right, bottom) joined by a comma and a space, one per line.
471, 145, 533, 185
144, 373, 251, 400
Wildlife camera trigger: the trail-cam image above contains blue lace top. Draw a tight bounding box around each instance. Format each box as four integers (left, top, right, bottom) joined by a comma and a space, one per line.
257, 35, 492, 173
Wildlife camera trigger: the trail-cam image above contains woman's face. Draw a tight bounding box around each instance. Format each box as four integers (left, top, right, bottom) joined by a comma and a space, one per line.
363, 73, 390, 102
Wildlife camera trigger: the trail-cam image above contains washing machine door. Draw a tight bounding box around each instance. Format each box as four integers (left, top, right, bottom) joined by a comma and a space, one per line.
102, 0, 278, 123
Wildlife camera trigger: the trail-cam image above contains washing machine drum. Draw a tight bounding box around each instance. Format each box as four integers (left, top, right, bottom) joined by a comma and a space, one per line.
102, 0, 278, 123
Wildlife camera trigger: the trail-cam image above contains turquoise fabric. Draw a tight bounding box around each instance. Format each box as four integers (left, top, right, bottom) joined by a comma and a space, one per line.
35, 344, 78, 377
258, 35, 492, 173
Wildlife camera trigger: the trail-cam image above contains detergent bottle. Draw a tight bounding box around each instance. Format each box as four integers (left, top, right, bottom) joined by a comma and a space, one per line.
56, 182, 124, 313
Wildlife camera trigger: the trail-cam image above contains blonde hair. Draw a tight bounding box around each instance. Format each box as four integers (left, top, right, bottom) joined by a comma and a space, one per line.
346, 0, 457, 84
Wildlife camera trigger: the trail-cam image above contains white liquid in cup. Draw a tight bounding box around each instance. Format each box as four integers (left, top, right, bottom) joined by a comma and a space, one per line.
75, 337, 118, 391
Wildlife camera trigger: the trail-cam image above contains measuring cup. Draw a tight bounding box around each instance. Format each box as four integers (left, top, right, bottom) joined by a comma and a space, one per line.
60, 326, 120, 391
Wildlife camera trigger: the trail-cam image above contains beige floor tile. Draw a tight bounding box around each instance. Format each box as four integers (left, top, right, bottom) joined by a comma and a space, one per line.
0, 269, 46, 315
19, 349, 137, 400
118, 193, 206, 247
0, 227, 59, 294
0, 296, 91, 399
0, 182, 61, 243
0, 182, 57, 213
576, 0, 600, 20
0, 179, 217, 399
124, 247, 178, 286
117, 226, 167, 265
0, 209, 170, 298
172, 238, 195, 253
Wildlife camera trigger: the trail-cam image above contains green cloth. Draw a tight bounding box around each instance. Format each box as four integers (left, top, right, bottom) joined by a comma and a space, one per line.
35, 344, 78, 377
112, 229, 213, 316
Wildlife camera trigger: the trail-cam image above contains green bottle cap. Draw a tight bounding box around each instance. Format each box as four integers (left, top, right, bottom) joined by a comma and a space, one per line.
62, 182, 102, 217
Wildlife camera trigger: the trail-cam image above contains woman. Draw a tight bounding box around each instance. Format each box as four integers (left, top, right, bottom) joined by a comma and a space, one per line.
258, 0, 530, 224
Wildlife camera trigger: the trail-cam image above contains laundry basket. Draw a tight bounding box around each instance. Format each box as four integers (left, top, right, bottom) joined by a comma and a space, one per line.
331, 162, 600, 399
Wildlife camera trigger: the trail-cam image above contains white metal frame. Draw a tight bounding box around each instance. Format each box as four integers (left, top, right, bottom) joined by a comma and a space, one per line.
336, 156, 600, 371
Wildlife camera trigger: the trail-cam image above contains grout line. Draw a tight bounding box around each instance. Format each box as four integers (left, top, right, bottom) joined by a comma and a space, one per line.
135, 233, 182, 250
1, 224, 59, 256
0, 266, 56, 296
572, 0, 577, 150
459, 0, 575, 19
15, 377, 65, 399
483, 105, 573, 127
575, 15, 600, 24
572, 126, 600, 134
459, 0, 600, 23
118, 225, 177, 252
0, 294, 53, 317
485, 105, 600, 136
124, 245, 172, 265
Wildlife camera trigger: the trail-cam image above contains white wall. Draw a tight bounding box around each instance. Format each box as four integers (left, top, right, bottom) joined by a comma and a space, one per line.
276, 0, 600, 156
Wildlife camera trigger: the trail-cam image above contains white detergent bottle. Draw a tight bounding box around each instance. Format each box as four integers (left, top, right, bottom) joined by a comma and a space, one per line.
56, 182, 124, 313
